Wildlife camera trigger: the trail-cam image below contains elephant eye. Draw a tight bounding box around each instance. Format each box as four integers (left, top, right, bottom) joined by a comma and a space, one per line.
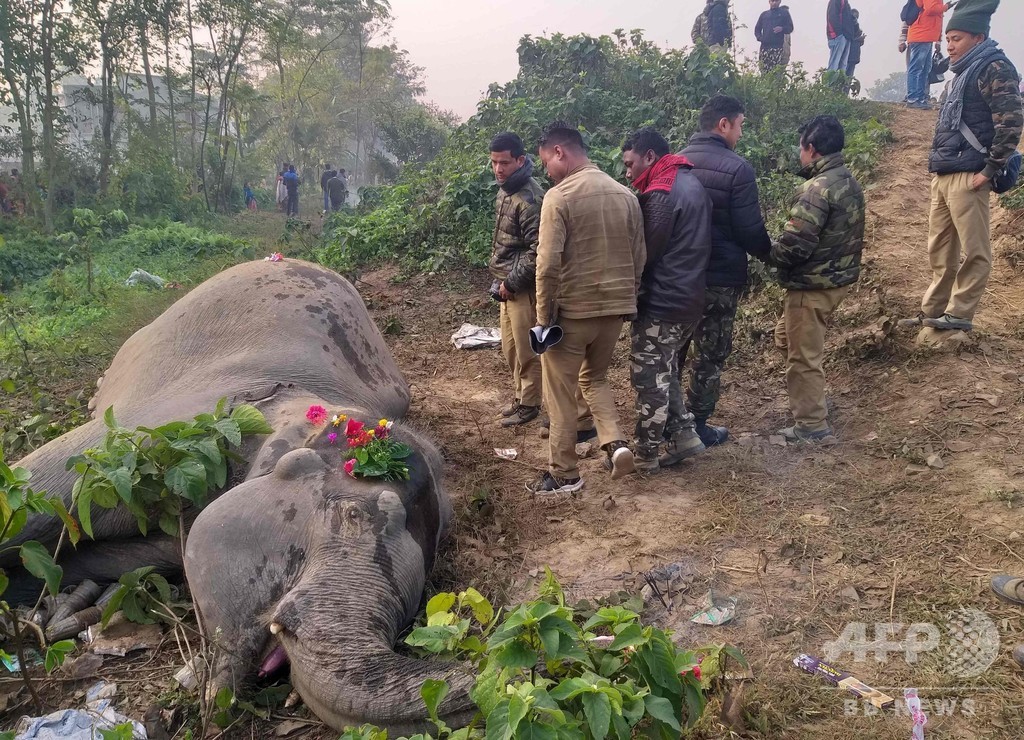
348, 509, 360, 520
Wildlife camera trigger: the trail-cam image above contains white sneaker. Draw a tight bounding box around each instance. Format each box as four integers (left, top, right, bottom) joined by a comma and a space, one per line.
610, 446, 635, 480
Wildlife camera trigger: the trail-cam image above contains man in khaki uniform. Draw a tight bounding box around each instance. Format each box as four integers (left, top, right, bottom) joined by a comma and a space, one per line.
488, 132, 545, 427
768, 115, 865, 443
528, 121, 646, 495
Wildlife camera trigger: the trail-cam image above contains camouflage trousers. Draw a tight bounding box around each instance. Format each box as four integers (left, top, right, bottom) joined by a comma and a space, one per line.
631, 315, 699, 457
683, 285, 743, 423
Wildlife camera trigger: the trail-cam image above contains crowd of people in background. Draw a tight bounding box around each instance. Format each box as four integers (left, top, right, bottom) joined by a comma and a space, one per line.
487, 0, 1021, 496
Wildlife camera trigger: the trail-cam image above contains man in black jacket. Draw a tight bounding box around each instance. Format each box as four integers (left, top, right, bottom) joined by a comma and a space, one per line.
320, 163, 337, 213
623, 128, 712, 473
488, 132, 547, 427
681, 96, 772, 447
755, 0, 795, 72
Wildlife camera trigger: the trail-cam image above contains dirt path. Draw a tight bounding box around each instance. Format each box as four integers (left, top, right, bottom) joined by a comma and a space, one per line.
366, 106, 1024, 739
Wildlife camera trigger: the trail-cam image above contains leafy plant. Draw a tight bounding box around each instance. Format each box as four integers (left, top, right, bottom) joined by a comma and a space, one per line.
67, 399, 273, 538
100, 566, 186, 626
395, 569, 747, 740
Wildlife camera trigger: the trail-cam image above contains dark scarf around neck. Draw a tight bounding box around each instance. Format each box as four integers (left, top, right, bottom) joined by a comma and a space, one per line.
500, 156, 535, 194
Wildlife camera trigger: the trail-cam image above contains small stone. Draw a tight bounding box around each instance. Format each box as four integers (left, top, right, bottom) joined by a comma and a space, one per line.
1002, 371, 1019, 382
769, 435, 788, 447
603, 495, 616, 511
738, 437, 756, 448
576, 442, 594, 458
841, 586, 861, 604
905, 464, 930, 475
926, 454, 945, 470
946, 441, 973, 453
62, 653, 104, 680
539, 427, 550, 439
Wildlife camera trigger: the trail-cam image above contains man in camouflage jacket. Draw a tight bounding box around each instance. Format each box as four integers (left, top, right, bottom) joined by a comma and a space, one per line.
768, 115, 865, 443
901, 0, 1023, 332
488, 132, 546, 427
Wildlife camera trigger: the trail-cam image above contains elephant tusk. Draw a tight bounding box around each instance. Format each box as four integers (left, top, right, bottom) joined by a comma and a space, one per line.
270, 622, 284, 635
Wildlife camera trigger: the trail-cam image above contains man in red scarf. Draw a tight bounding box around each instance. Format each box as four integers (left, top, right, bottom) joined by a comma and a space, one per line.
623, 127, 714, 473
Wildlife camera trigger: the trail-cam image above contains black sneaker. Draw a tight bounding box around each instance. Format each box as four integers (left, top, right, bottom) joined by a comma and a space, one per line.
526, 472, 584, 495
695, 422, 729, 447
501, 405, 540, 427
576, 428, 597, 444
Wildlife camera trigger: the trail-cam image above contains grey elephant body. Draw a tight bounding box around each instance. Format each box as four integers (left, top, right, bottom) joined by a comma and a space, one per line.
7, 260, 472, 731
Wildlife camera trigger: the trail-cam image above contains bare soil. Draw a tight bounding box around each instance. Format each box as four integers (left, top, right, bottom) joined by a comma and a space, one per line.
3, 106, 1023, 739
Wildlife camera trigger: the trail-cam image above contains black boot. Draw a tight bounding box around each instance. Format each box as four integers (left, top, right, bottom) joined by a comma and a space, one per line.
695, 420, 729, 447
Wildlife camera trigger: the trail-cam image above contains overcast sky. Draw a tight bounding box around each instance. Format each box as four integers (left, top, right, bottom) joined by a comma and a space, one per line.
386, 0, 1024, 119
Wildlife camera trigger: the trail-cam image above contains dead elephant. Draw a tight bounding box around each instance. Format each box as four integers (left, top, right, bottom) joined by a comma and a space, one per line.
5, 259, 473, 733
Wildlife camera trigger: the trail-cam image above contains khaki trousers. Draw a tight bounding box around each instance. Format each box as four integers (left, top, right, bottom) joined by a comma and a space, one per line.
499, 292, 543, 408
774, 286, 851, 433
541, 315, 625, 479
922, 172, 992, 320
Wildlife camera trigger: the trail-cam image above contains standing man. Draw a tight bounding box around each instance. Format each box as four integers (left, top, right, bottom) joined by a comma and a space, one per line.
682, 95, 771, 447
846, 9, 867, 91
826, 0, 856, 74
320, 163, 337, 213
327, 170, 348, 212
907, 1, 954, 109
487, 132, 545, 428
530, 121, 645, 494
283, 165, 300, 217
622, 128, 712, 473
901, 0, 1022, 332
755, 0, 795, 72
768, 116, 865, 443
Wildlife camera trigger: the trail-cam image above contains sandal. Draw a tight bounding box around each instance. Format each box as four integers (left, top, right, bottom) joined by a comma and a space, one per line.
990, 575, 1024, 605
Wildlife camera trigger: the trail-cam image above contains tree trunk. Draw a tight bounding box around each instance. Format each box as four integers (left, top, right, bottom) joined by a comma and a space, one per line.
139, 21, 159, 133
186, 0, 199, 195
39, 0, 57, 231
98, 34, 115, 197
164, 29, 179, 165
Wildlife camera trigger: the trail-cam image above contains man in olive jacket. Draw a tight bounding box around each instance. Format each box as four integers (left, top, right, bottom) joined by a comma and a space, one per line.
768, 115, 865, 443
622, 127, 712, 473
488, 132, 546, 427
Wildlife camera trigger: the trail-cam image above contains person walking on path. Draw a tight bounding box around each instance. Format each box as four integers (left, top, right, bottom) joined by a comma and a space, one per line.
283, 165, 300, 217
487, 132, 546, 428
529, 121, 645, 495
327, 170, 348, 212
755, 0, 794, 72
320, 163, 337, 213
767, 116, 865, 443
906, 1, 954, 109
826, 0, 857, 75
622, 127, 712, 474
244, 182, 258, 212
900, 0, 1022, 333
681, 95, 771, 448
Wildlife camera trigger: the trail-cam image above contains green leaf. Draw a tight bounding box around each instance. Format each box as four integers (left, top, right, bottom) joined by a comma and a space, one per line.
75, 485, 95, 539
643, 695, 681, 732
494, 640, 538, 670
20, 541, 63, 595
0, 571, 8, 598
507, 693, 529, 734
426, 592, 457, 619
165, 460, 208, 505
1, 378, 15, 393
101, 586, 127, 627
485, 700, 512, 740
44, 640, 76, 672
581, 691, 612, 740
421, 679, 449, 720
216, 686, 235, 710
607, 624, 644, 652
230, 405, 274, 435
461, 587, 494, 625
49, 498, 81, 546
107, 467, 134, 504
103, 406, 117, 429
514, 721, 558, 740
4, 508, 27, 541
213, 419, 242, 446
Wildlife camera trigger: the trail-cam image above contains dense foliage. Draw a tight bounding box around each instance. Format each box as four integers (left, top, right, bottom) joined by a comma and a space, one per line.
315, 32, 891, 275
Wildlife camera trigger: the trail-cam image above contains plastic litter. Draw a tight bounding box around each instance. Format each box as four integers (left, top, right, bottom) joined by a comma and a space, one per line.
124, 269, 166, 289
451, 323, 501, 350
904, 688, 927, 740
14, 702, 146, 739
494, 448, 518, 461
689, 591, 737, 626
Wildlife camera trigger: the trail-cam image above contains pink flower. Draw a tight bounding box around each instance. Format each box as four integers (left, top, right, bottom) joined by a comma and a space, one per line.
345, 418, 364, 437
692, 664, 702, 681
306, 405, 328, 425
265, 252, 284, 262
327, 432, 338, 445
344, 458, 356, 477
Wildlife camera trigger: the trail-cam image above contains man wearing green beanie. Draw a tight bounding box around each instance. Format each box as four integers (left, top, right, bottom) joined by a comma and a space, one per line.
901, 0, 1022, 333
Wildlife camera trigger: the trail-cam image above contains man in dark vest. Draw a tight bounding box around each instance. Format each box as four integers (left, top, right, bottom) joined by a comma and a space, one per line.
901, 0, 1022, 332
